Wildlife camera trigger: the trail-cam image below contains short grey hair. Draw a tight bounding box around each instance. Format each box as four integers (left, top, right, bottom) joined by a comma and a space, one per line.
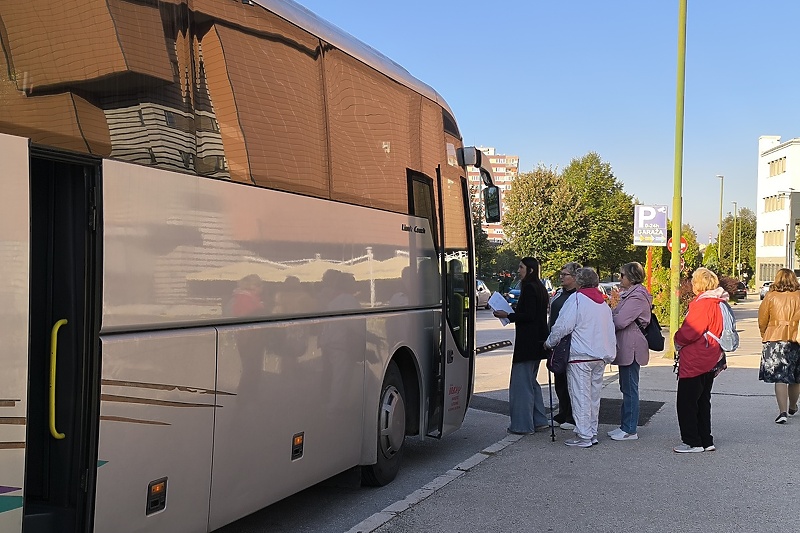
575, 267, 599, 288
620, 262, 645, 285
562, 262, 582, 277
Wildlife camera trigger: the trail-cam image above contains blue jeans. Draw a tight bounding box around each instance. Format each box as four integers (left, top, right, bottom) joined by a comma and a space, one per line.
509, 360, 548, 433
618, 361, 640, 434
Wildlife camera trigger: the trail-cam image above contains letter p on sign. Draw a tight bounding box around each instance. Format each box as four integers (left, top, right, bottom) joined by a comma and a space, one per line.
638, 206, 656, 227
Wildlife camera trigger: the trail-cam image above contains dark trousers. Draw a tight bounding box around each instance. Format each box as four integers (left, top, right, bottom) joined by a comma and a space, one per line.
553, 371, 574, 424
676, 372, 714, 448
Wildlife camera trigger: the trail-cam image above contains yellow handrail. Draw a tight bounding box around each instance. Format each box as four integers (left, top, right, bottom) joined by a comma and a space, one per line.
49, 319, 68, 440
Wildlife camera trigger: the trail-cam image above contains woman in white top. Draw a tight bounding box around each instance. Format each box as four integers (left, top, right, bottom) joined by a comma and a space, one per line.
544, 268, 616, 447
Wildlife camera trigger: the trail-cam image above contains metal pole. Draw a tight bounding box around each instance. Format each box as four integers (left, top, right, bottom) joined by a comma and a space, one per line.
731, 201, 737, 277
717, 175, 724, 270
738, 212, 743, 277
787, 223, 791, 269
790, 193, 796, 271
669, 0, 688, 359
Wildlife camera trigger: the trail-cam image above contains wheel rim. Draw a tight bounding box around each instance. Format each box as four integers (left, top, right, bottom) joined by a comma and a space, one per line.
378, 384, 405, 459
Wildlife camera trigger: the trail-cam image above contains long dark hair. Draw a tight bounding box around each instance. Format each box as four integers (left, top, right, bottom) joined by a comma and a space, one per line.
520, 257, 548, 304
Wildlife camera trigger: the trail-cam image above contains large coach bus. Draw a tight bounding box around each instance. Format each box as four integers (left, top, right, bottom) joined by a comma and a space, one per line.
0, 1, 500, 531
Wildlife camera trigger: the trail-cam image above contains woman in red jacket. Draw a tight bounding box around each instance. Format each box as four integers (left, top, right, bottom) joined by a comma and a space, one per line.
672, 267, 728, 453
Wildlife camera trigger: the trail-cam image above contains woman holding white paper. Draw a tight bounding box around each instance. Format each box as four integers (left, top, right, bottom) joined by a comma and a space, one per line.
493, 257, 550, 434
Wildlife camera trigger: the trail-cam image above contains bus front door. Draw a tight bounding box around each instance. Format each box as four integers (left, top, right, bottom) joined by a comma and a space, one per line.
24, 155, 100, 533
432, 169, 474, 438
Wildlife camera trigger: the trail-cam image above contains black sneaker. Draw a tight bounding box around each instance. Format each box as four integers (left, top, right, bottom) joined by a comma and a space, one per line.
776, 412, 788, 424
789, 406, 798, 416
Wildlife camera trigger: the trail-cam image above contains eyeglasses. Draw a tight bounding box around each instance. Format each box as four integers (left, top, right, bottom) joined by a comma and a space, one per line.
560, 272, 572, 277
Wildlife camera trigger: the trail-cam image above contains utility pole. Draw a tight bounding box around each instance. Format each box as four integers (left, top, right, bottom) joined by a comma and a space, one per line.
669, 0, 688, 358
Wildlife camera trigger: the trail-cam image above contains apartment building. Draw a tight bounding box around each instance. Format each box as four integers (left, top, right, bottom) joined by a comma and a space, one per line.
467, 147, 518, 243
755, 135, 800, 286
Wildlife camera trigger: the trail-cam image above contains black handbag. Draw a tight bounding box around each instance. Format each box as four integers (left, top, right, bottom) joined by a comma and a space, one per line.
639, 311, 665, 351
546, 333, 571, 375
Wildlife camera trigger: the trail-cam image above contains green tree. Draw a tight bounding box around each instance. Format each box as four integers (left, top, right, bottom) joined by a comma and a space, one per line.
502, 165, 589, 277
703, 242, 719, 270
493, 246, 519, 276
718, 207, 756, 280
561, 152, 642, 277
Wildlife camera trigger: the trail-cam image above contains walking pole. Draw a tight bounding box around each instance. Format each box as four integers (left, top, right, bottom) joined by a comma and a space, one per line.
548, 369, 556, 442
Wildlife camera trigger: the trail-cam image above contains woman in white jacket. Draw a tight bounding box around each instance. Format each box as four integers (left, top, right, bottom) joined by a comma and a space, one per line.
544, 268, 616, 447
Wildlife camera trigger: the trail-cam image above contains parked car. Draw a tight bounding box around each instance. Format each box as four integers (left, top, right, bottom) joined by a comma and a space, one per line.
599, 282, 620, 301
733, 281, 747, 300
476, 279, 491, 309
760, 281, 772, 300
505, 279, 554, 309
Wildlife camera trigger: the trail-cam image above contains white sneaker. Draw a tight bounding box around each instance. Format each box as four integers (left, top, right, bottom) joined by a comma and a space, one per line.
607, 427, 624, 438
610, 432, 638, 441
559, 422, 576, 430
704, 445, 716, 452
673, 443, 704, 453
564, 438, 593, 448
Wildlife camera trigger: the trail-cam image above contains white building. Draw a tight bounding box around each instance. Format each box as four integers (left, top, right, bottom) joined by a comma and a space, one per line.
755, 135, 800, 286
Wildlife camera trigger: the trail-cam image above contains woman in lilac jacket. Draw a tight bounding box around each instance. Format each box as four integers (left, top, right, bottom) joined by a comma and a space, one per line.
609, 262, 652, 441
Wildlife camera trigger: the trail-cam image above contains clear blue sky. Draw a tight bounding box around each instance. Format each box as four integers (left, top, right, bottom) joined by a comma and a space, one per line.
295, 0, 800, 242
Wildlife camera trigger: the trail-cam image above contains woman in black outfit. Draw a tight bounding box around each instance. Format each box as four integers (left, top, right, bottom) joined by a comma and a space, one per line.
493, 257, 550, 434
549, 262, 581, 430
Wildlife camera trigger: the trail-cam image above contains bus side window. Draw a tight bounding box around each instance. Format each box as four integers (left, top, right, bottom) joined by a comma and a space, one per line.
447, 259, 467, 348
407, 171, 438, 248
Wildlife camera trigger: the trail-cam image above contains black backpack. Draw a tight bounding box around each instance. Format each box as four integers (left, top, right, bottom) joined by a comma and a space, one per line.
639, 310, 665, 351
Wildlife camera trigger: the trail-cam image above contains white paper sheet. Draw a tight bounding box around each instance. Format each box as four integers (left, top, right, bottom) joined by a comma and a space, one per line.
488, 291, 514, 326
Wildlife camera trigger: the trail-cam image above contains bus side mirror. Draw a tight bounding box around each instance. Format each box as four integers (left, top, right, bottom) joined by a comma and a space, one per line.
483, 186, 500, 223
457, 146, 495, 187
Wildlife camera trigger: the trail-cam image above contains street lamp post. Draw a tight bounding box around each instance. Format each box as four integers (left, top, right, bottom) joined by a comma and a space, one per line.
731, 201, 738, 278
738, 211, 743, 277
779, 189, 797, 270
717, 175, 724, 269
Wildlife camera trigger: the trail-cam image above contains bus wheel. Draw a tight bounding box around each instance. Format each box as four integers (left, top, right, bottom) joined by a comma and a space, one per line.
362, 361, 406, 486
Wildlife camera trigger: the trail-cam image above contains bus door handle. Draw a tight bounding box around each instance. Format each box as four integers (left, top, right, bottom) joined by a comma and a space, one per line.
446, 349, 454, 364
49, 319, 68, 440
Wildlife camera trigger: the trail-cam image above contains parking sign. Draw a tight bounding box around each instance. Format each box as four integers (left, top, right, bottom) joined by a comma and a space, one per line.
633, 205, 667, 246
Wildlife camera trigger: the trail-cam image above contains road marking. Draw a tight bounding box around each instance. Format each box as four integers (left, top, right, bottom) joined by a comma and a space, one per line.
343, 434, 524, 533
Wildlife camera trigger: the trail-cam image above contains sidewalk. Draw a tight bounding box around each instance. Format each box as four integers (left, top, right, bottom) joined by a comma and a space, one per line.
374, 296, 791, 532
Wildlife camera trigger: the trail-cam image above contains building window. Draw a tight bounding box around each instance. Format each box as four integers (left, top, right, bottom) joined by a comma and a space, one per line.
760, 263, 783, 282
764, 195, 788, 213
769, 157, 787, 177
763, 229, 785, 247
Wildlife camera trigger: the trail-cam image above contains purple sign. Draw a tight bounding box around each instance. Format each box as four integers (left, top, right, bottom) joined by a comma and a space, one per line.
633, 205, 667, 246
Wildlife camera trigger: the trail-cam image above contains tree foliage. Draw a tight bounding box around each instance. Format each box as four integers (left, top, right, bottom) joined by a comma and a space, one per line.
502, 153, 647, 280
718, 207, 756, 283
560, 153, 643, 277
501, 165, 588, 278
703, 242, 719, 270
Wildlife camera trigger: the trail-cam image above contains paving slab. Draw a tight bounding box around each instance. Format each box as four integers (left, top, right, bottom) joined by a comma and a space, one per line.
373, 296, 789, 533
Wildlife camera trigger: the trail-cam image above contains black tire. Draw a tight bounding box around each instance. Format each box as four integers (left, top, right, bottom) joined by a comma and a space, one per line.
362, 361, 406, 486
